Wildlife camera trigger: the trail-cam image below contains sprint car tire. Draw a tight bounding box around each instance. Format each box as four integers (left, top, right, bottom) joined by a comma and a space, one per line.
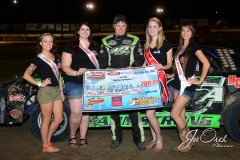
29, 100, 70, 142
223, 99, 240, 142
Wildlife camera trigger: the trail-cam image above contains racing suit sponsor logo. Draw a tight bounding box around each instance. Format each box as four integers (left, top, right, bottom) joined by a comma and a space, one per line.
138, 43, 143, 55
109, 45, 131, 55
100, 45, 104, 54
108, 40, 117, 45
122, 39, 132, 45
138, 48, 143, 53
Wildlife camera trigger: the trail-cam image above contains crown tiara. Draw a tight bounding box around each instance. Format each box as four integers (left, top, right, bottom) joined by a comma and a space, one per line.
40, 33, 53, 39
149, 17, 160, 22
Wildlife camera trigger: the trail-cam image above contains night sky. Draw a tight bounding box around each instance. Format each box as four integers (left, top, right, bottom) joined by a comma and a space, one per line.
1, 0, 239, 25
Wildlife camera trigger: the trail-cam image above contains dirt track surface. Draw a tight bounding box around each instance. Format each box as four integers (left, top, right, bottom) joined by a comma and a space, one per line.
0, 119, 239, 160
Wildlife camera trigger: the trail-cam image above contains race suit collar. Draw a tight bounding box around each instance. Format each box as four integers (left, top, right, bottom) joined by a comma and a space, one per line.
114, 33, 127, 40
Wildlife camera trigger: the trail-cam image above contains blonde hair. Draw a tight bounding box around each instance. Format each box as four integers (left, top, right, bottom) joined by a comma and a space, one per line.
144, 17, 165, 50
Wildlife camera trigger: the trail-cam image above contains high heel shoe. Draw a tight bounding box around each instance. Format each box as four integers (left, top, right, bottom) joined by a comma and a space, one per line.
42, 144, 60, 153
146, 140, 156, 149
153, 139, 164, 152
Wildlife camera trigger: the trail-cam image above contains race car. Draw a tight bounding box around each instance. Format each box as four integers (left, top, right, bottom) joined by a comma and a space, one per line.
0, 44, 240, 143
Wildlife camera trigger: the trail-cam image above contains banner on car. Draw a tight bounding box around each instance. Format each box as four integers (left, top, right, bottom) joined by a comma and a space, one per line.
82, 66, 162, 112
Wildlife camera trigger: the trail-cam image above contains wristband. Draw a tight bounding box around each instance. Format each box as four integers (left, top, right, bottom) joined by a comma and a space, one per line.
76, 71, 78, 77
37, 82, 42, 87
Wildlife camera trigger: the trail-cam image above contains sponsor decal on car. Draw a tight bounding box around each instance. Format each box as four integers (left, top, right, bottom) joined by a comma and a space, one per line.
228, 75, 240, 88
9, 110, 21, 119
8, 94, 25, 102
89, 113, 221, 128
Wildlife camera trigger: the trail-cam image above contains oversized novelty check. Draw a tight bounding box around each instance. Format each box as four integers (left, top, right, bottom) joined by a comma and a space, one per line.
82, 66, 162, 112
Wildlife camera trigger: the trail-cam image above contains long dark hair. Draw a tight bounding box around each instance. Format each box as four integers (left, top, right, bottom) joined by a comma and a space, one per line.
71, 21, 99, 56
175, 22, 195, 75
36, 33, 58, 55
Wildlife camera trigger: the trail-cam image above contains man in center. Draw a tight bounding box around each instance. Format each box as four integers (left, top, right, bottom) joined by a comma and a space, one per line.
99, 14, 146, 150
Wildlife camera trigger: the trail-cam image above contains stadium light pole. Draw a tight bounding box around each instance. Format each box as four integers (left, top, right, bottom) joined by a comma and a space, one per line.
156, 8, 163, 22
86, 3, 94, 10
156, 8, 163, 19
156, 8, 163, 13
13, 0, 18, 23
86, 2, 95, 23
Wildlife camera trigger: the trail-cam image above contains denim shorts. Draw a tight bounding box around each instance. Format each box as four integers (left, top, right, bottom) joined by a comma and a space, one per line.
64, 82, 83, 99
172, 87, 194, 99
37, 86, 61, 105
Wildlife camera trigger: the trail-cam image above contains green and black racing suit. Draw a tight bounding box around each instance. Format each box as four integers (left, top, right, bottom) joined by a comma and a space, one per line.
99, 33, 145, 144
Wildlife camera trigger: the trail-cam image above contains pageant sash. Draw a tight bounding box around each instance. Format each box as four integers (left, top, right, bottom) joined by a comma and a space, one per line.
37, 54, 59, 81
79, 41, 100, 69
144, 47, 169, 103
175, 54, 194, 95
